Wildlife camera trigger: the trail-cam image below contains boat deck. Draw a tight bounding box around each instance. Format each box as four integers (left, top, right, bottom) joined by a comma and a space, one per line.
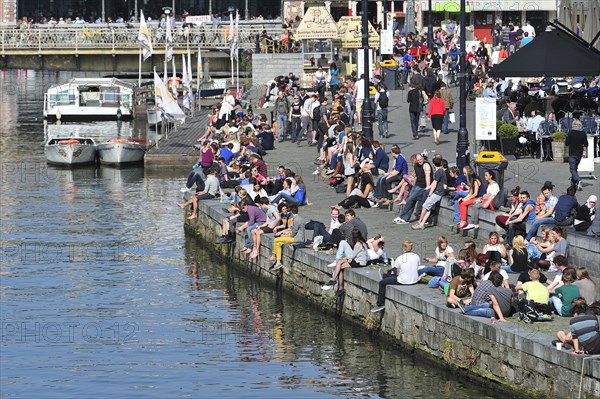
144, 111, 209, 169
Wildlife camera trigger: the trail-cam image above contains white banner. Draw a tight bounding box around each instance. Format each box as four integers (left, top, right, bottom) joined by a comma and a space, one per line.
185, 15, 211, 25
357, 49, 374, 79
475, 97, 497, 141
380, 29, 394, 55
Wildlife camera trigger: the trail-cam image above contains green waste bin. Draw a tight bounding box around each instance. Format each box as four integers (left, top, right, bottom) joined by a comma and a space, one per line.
475, 151, 509, 191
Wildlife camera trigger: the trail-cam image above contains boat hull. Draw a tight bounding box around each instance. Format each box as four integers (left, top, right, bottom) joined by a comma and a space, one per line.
45, 106, 133, 121
44, 143, 97, 165
97, 142, 146, 165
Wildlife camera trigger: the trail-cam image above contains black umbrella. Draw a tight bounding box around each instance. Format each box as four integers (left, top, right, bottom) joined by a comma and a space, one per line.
489, 23, 600, 78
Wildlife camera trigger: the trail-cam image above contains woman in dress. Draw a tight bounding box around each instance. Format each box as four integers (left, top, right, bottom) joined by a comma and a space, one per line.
427, 90, 446, 145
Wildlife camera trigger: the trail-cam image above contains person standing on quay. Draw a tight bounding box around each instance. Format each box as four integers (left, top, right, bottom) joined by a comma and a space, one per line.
565, 119, 588, 191
428, 90, 445, 145
407, 83, 421, 140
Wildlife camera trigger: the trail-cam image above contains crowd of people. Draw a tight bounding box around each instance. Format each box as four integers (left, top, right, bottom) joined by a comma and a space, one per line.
174, 63, 599, 355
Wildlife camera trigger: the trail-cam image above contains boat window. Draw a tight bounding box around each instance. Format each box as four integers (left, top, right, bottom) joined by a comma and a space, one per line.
48, 89, 75, 107
101, 88, 120, 103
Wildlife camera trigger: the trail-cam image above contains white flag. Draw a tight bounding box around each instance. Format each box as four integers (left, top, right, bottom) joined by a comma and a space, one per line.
228, 13, 234, 43
232, 12, 239, 61
182, 53, 190, 92
197, 46, 203, 89
163, 61, 168, 85
154, 69, 185, 122
137, 10, 153, 60
187, 50, 193, 92
171, 58, 177, 97
165, 15, 173, 62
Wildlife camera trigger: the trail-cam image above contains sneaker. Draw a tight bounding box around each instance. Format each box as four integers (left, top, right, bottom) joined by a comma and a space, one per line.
325, 279, 336, 286
370, 305, 385, 313
463, 224, 478, 231
411, 223, 424, 230
327, 261, 337, 268
312, 169, 320, 175
312, 236, 323, 251
270, 261, 283, 271
180, 186, 191, 193
321, 284, 334, 291
393, 217, 409, 225
457, 299, 466, 314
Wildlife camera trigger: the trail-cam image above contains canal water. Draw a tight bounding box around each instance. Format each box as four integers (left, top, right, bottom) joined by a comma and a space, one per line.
1, 70, 502, 398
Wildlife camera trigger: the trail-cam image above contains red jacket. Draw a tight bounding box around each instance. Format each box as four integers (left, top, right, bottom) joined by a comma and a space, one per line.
428, 97, 446, 117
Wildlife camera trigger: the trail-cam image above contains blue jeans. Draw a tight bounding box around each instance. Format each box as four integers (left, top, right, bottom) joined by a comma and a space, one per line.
418, 265, 444, 276
409, 112, 419, 138
568, 155, 582, 186
550, 295, 563, 315
277, 113, 287, 141
336, 240, 353, 259
464, 303, 493, 318
377, 108, 388, 137
400, 185, 425, 221
442, 109, 450, 133
527, 243, 542, 260
501, 266, 520, 274
453, 191, 468, 222
244, 222, 262, 249
525, 217, 555, 240
271, 192, 300, 206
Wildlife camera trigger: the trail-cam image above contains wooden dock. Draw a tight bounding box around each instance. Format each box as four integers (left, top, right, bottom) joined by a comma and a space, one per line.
144, 111, 209, 170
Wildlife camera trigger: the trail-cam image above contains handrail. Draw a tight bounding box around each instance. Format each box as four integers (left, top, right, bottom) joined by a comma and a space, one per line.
0, 26, 287, 54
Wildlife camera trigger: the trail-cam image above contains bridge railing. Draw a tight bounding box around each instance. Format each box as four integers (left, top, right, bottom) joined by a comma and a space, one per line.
0, 26, 287, 53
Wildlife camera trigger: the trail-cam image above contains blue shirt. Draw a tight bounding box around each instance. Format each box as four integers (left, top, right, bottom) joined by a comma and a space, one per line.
521, 37, 533, 46
373, 148, 389, 173
521, 199, 537, 222
393, 154, 408, 176
294, 184, 306, 205
554, 195, 579, 222
220, 147, 234, 164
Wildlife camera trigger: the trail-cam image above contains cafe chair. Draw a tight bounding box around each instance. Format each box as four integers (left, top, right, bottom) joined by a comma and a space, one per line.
260, 37, 275, 54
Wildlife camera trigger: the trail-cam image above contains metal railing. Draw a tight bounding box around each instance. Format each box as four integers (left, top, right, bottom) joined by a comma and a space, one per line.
0, 26, 286, 55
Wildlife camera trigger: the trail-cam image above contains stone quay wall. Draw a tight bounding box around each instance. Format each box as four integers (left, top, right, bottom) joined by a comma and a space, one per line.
185, 199, 600, 399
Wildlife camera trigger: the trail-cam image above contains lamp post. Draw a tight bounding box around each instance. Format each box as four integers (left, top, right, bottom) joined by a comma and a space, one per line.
361, 0, 373, 139
427, 0, 433, 49
383, 0, 387, 30
456, 0, 470, 170
405, 0, 415, 35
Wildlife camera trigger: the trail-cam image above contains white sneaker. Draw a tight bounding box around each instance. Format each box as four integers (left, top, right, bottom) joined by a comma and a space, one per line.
327, 261, 337, 268
180, 186, 190, 193
312, 169, 320, 175
393, 217, 408, 224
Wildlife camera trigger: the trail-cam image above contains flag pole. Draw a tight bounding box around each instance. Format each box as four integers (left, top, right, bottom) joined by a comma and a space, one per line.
138, 48, 142, 88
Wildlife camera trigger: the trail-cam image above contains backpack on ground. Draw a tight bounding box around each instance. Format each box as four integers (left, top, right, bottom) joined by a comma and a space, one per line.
378, 91, 389, 109
517, 299, 554, 324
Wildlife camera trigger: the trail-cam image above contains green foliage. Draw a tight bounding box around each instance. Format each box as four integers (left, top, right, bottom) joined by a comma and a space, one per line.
497, 123, 519, 138
552, 131, 567, 142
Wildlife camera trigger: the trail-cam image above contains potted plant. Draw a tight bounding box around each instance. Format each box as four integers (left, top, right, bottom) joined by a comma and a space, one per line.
497, 123, 519, 156
551, 131, 567, 163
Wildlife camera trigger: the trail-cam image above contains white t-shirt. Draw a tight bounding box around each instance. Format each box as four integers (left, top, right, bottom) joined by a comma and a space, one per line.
435, 245, 454, 266
367, 247, 383, 261
395, 252, 421, 284
483, 269, 509, 282
486, 181, 500, 196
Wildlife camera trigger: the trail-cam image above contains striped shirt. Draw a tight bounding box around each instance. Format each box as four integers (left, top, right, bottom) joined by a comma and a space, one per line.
570, 313, 600, 352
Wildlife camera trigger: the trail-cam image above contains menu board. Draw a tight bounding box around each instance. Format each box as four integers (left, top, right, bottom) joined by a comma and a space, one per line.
1, 0, 17, 25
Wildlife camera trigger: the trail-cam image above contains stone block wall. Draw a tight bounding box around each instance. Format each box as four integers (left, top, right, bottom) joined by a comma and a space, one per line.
186, 200, 600, 399
251, 53, 304, 87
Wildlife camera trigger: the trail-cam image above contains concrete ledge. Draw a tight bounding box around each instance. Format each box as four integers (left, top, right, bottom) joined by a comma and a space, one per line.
186, 199, 600, 399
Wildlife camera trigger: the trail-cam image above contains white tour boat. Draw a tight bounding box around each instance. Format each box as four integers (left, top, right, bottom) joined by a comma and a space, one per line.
44, 78, 134, 120
44, 137, 97, 165
96, 138, 147, 165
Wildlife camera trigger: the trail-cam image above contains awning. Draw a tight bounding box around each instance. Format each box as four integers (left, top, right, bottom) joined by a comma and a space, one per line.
295, 6, 338, 40
337, 16, 380, 48
421, 0, 555, 11
488, 25, 600, 78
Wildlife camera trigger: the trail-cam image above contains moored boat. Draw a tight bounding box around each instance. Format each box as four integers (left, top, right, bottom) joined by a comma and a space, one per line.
44, 137, 97, 166
44, 78, 134, 121
96, 138, 147, 165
